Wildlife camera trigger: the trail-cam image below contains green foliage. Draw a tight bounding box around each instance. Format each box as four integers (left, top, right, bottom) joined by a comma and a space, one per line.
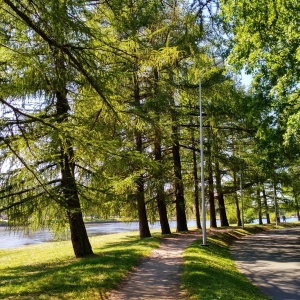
2, 0, 296, 250
0, 0, 221, 234
220, 0, 300, 149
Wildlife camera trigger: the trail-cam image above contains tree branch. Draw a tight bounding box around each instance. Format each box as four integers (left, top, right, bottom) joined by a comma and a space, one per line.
0, 98, 57, 130
3, 0, 114, 112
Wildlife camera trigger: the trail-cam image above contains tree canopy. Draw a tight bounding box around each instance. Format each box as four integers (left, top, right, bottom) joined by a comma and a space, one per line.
0, 0, 299, 257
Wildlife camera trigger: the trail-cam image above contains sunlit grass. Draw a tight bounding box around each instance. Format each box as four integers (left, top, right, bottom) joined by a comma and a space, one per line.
1, 223, 299, 299
182, 223, 300, 300
0, 231, 161, 300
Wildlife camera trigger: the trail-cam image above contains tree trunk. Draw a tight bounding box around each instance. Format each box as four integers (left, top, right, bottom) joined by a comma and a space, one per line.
135, 129, 151, 238
191, 126, 201, 229
296, 201, 300, 221
60, 143, 93, 258
66, 204, 93, 258
233, 171, 242, 226
257, 188, 263, 225
292, 185, 300, 221
208, 168, 217, 228
207, 129, 216, 228
133, 72, 151, 238
136, 173, 151, 238
172, 122, 188, 232
262, 187, 270, 224
215, 160, 229, 227
151, 69, 170, 234
273, 181, 280, 223
154, 127, 171, 235
56, 89, 93, 258
156, 186, 171, 234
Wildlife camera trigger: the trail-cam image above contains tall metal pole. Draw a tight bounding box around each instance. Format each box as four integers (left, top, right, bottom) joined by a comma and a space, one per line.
199, 72, 207, 246
199, 59, 223, 246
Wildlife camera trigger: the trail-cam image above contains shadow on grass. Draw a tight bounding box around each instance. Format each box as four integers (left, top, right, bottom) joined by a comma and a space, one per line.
183, 224, 300, 300
0, 236, 160, 300
182, 237, 271, 300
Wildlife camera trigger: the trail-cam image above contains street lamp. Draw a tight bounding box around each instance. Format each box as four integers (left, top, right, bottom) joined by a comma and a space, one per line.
199, 59, 223, 246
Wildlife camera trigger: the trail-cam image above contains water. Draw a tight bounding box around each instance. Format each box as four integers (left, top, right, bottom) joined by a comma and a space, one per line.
251, 217, 298, 224
0, 217, 297, 249
0, 220, 197, 249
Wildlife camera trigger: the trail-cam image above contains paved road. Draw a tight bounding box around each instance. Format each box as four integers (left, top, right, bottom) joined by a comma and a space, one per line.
231, 227, 300, 300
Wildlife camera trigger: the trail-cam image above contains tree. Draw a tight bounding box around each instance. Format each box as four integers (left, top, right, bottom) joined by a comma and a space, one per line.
220, 0, 300, 151
0, 0, 115, 257
0, 0, 265, 255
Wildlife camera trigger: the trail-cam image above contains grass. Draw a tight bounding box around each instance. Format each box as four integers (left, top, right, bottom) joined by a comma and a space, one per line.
0, 230, 161, 300
182, 223, 300, 300
1, 223, 299, 300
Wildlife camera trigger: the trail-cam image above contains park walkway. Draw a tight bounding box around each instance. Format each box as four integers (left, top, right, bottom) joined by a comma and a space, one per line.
106, 227, 300, 300
231, 227, 300, 300
106, 231, 200, 300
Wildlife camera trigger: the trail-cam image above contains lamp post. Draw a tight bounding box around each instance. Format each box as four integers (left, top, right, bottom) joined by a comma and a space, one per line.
199, 59, 223, 246
199, 70, 207, 246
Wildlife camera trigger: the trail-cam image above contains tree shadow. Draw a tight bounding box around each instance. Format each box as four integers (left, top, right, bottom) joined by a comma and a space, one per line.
183, 238, 271, 300
0, 236, 160, 299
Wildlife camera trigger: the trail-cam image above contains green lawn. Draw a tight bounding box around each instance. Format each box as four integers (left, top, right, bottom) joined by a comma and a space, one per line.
181, 224, 300, 300
1, 223, 299, 299
0, 231, 161, 300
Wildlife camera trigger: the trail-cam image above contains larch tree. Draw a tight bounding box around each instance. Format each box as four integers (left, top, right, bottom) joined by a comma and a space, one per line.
220, 0, 300, 198
0, 0, 116, 257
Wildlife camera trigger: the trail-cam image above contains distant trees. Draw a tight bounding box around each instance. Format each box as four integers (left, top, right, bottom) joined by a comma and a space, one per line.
0, 0, 213, 256
220, 0, 300, 222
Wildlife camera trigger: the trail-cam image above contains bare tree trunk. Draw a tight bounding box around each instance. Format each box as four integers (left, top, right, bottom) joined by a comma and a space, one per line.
134, 72, 151, 238
208, 168, 217, 228
262, 187, 271, 224
172, 122, 188, 232
296, 200, 300, 221
215, 160, 229, 227
207, 129, 216, 228
273, 181, 280, 224
191, 127, 201, 229
56, 89, 93, 258
292, 185, 300, 221
154, 127, 171, 235
136, 173, 151, 238
156, 186, 171, 234
233, 171, 242, 226
257, 188, 263, 225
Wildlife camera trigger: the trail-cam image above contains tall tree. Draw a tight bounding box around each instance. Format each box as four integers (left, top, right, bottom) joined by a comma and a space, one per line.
153, 125, 171, 234
220, 0, 300, 158
0, 0, 115, 257
171, 102, 188, 232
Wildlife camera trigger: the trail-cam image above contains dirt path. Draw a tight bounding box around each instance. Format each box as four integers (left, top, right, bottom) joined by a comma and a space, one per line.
106, 231, 201, 300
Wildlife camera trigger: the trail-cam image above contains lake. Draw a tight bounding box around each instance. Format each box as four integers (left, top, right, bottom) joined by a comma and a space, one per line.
0, 220, 196, 249
0, 217, 297, 249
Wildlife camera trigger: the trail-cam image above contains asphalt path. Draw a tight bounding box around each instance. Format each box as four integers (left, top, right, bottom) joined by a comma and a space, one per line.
231, 227, 300, 300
